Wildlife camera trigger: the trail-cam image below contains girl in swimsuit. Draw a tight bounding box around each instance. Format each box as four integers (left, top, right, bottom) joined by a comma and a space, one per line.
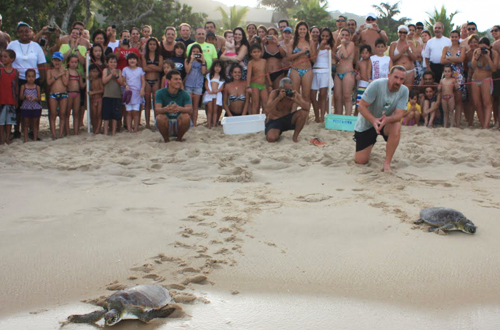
88, 64, 104, 134
439, 65, 459, 128
311, 27, 334, 122
389, 25, 416, 87
160, 60, 174, 89
19, 69, 42, 143
334, 28, 355, 116
204, 60, 225, 128
142, 37, 163, 129
65, 54, 84, 136
223, 65, 249, 117
47, 52, 69, 140
471, 37, 499, 128
264, 27, 286, 90
287, 21, 315, 113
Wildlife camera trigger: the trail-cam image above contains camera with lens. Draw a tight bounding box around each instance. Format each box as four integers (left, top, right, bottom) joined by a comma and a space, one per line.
266, 35, 273, 40
305, 50, 310, 56
284, 88, 294, 98
195, 54, 201, 59
255, 36, 261, 41
47, 26, 55, 32
39, 38, 47, 47
481, 47, 488, 55
122, 38, 129, 46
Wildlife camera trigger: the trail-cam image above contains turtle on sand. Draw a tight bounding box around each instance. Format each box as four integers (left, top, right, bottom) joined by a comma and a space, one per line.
414, 207, 476, 234
66, 285, 177, 327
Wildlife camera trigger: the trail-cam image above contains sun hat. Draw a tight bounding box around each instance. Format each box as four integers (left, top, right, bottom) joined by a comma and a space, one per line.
398, 25, 409, 33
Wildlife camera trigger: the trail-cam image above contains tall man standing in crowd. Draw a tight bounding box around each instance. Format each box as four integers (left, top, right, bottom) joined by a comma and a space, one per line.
186, 27, 218, 70
354, 66, 409, 172
205, 21, 225, 54
423, 22, 451, 83
176, 23, 194, 47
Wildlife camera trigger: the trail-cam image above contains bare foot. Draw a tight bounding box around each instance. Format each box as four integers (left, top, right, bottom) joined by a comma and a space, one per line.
292, 136, 299, 143
382, 163, 392, 172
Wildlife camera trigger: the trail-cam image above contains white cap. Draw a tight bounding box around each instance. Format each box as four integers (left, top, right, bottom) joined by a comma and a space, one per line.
366, 13, 377, 20
398, 25, 409, 33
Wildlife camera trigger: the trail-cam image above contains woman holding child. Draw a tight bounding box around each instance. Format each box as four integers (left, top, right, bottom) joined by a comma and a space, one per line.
440, 30, 466, 126
220, 27, 249, 80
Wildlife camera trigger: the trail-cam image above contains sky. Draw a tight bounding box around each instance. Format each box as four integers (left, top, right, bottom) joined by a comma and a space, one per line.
214, 0, 497, 32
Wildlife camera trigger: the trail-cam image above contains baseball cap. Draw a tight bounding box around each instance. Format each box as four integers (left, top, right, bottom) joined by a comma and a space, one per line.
52, 52, 64, 61
17, 21, 31, 29
366, 13, 377, 20
283, 27, 293, 33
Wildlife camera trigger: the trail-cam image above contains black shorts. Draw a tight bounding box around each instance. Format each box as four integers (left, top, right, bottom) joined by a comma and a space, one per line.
353, 126, 389, 152
102, 97, 122, 121
265, 112, 295, 135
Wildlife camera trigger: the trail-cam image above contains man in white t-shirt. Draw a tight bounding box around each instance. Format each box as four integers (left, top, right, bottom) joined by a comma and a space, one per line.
354, 66, 409, 172
423, 22, 451, 83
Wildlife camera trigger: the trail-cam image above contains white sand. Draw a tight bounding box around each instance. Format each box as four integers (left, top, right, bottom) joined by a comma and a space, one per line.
1, 114, 500, 329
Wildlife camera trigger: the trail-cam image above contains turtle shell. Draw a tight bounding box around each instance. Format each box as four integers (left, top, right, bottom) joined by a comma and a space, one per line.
106, 285, 172, 313
420, 207, 465, 226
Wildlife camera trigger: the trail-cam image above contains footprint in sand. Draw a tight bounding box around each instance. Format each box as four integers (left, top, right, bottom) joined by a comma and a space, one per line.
106, 282, 127, 291
296, 193, 332, 203
181, 215, 206, 222
182, 275, 207, 285
130, 264, 155, 273
143, 274, 165, 282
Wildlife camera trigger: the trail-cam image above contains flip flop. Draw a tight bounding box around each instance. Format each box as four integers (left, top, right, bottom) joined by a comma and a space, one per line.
310, 137, 326, 146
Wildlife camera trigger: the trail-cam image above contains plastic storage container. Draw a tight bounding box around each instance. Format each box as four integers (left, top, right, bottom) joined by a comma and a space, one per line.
221, 114, 266, 135
325, 114, 358, 131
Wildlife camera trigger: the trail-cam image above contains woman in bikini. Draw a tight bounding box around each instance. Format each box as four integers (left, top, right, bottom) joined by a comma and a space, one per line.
471, 37, 499, 128
223, 65, 249, 116
389, 25, 416, 87
160, 27, 176, 60
286, 21, 315, 113
464, 34, 480, 126
142, 37, 163, 129
440, 30, 466, 126
407, 24, 424, 85
333, 28, 355, 116
263, 27, 286, 90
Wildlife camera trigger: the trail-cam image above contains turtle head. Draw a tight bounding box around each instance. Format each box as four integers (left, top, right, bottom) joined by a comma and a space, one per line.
104, 309, 121, 326
458, 218, 476, 234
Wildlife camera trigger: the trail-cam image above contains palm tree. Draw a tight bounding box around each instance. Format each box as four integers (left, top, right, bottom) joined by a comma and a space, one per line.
215, 5, 250, 31
372, 1, 410, 41
287, 0, 333, 30
425, 5, 459, 36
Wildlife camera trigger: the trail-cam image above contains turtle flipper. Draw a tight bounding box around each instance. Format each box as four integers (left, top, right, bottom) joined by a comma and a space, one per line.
414, 219, 424, 225
429, 223, 455, 233
68, 310, 106, 324
138, 305, 176, 323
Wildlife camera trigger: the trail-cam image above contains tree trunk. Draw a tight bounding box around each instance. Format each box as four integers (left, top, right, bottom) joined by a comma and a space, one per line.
61, 0, 83, 33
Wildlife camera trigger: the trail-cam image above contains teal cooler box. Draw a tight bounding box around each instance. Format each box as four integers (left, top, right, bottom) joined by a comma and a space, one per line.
325, 114, 358, 131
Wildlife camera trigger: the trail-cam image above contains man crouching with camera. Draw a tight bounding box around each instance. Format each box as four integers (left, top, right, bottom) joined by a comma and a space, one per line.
265, 77, 310, 142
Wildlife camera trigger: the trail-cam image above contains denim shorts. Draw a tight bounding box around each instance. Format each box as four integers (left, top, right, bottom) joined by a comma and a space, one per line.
184, 86, 203, 95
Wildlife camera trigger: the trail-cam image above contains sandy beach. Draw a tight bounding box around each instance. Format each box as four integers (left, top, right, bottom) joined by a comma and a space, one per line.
1, 113, 500, 329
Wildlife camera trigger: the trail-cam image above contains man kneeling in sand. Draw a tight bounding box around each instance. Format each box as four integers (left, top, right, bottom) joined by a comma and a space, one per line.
265, 78, 310, 142
155, 70, 193, 142
354, 66, 409, 172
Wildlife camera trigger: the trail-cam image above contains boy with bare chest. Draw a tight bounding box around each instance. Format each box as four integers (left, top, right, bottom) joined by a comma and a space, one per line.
247, 44, 272, 114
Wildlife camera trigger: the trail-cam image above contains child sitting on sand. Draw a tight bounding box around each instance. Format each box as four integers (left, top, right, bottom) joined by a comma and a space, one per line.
422, 86, 438, 128
402, 90, 421, 126
439, 64, 459, 128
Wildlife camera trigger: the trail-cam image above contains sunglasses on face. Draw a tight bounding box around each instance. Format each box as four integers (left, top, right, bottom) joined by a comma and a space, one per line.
337, 19, 346, 22
399, 31, 408, 34
347, 24, 356, 26
416, 26, 423, 30
492, 29, 500, 33
468, 27, 476, 31
366, 18, 375, 22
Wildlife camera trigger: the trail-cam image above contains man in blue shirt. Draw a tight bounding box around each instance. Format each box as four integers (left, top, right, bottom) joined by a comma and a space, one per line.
354, 65, 409, 172
155, 70, 192, 142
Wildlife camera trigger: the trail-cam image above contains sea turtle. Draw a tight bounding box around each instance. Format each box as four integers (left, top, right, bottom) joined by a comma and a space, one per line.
414, 207, 476, 234
66, 285, 177, 327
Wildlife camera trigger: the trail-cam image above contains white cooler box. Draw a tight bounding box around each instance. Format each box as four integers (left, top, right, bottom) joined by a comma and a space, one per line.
221, 114, 266, 135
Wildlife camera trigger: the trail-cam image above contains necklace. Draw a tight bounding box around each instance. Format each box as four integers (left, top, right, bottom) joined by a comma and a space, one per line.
20, 42, 31, 61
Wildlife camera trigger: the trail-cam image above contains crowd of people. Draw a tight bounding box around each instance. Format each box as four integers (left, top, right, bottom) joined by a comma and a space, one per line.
0, 13, 499, 146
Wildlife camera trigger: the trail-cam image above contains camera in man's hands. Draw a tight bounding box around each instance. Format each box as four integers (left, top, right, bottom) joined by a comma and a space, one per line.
47, 26, 55, 32
481, 47, 488, 55
39, 38, 47, 47
284, 88, 294, 98
122, 38, 129, 46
